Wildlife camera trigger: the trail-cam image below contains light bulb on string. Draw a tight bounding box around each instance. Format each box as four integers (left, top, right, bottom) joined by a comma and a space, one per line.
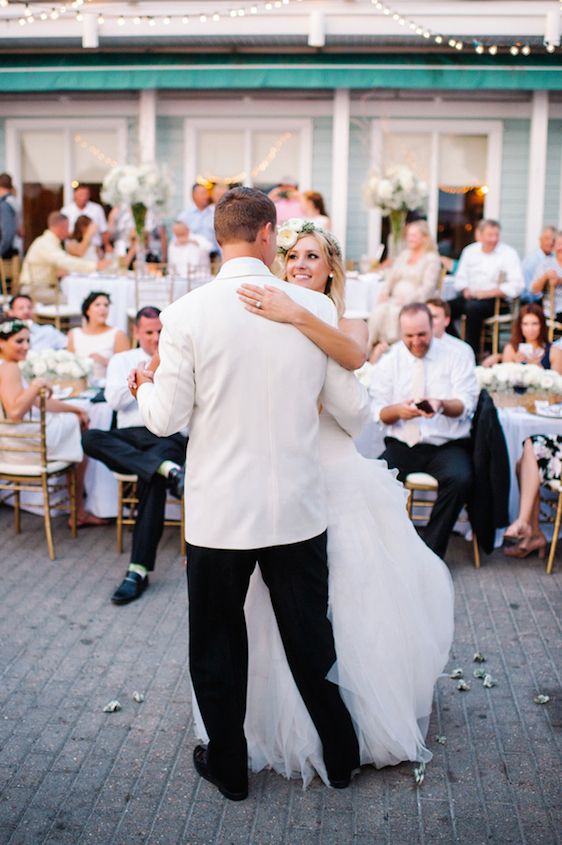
97, 13, 104, 24
182, 15, 189, 23
475, 43, 484, 54
212, 12, 220, 21
510, 45, 519, 55
434, 35, 443, 44
488, 45, 497, 55
546, 43, 556, 53
521, 45, 531, 55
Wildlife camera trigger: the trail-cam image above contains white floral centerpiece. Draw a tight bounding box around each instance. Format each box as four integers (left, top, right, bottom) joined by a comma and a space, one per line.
101, 162, 172, 240
476, 363, 562, 396
363, 165, 428, 255
20, 349, 93, 393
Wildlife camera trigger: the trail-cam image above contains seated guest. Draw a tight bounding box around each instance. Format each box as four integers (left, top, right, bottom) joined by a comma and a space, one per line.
67, 292, 129, 383
302, 191, 331, 230
178, 183, 218, 255
530, 230, 562, 325
450, 219, 524, 357
503, 435, 562, 559
482, 303, 562, 374
0, 318, 105, 527
62, 183, 110, 254
65, 215, 100, 262
0, 172, 18, 259
20, 212, 108, 303
522, 225, 556, 303
368, 220, 441, 351
372, 302, 480, 559
82, 306, 187, 605
426, 297, 475, 363
167, 221, 212, 277
6, 294, 66, 352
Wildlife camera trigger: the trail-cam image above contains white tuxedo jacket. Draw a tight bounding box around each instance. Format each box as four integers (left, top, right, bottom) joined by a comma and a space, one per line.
138, 256, 369, 549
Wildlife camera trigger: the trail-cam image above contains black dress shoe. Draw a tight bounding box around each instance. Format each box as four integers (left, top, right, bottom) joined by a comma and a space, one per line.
329, 767, 359, 789
193, 745, 248, 801
167, 466, 185, 500
111, 571, 149, 605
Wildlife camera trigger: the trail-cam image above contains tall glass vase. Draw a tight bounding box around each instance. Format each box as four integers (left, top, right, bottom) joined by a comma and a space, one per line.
131, 202, 147, 278
387, 209, 407, 259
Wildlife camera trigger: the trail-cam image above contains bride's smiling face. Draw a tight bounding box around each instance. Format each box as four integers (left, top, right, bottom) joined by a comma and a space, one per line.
285, 235, 331, 294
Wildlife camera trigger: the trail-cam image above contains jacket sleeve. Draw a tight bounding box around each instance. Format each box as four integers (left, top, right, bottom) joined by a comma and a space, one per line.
320, 361, 370, 438
137, 310, 195, 437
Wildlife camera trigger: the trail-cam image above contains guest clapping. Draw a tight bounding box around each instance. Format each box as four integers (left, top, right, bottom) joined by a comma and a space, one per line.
67, 292, 129, 383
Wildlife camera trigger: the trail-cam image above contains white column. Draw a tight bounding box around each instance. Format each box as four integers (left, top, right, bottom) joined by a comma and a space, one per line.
525, 91, 549, 253
331, 88, 350, 256
139, 88, 157, 163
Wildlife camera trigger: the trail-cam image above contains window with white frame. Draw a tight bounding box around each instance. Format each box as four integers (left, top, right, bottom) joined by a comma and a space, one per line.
371, 120, 502, 260
6, 119, 126, 250
184, 118, 312, 198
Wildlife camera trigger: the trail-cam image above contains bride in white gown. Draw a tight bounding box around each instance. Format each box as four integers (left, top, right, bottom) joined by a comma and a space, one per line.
195, 220, 454, 787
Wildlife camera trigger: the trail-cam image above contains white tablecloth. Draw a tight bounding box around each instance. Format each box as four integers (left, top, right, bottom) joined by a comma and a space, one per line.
61, 274, 195, 333
344, 272, 384, 319
498, 406, 561, 530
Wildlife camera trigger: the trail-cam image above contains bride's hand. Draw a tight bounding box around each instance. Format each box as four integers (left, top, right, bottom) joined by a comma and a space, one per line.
237, 284, 301, 324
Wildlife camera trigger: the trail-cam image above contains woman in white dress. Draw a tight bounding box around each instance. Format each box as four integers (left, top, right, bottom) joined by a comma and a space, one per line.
67, 291, 129, 383
0, 318, 105, 526
368, 220, 441, 353
223, 221, 455, 786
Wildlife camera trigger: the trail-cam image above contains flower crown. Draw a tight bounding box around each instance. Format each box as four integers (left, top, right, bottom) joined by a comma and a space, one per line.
0, 319, 31, 337
276, 218, 342, 259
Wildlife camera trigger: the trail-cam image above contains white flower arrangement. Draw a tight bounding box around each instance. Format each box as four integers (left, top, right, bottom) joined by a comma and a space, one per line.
363, 165, 428, 216
20, 349, 93, 383
476, 363, 562, 395
100, 163, 172, 211
276, 218, 342, 257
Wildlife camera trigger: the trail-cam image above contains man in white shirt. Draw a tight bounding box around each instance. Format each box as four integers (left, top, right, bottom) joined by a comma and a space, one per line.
131, 187, 369, 800
167, 220, 212, 278
426, 297, 475, 364
20, 211, 108, 303
81, 306, 186, 605
178, 183, 218, 254
521, 225, 556, 303
7, 294, 66, 351
372, 303, 480, 559
530, 229, 562, 322
451, 219, 524, 356
62, 184, 109, 252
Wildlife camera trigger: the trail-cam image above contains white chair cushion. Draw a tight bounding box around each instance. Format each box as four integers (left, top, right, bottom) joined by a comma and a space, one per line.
112, 471, 139, 482
405, 472, 439, 488
0, 460, 72, 476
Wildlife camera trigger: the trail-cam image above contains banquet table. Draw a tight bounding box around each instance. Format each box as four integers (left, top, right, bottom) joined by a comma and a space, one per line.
497, 405, 561, 525
61, 273, 201, 333
344, 271, 384, 319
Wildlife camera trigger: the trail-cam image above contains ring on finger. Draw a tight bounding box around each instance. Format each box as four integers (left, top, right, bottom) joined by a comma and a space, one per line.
256, 300, 262, 309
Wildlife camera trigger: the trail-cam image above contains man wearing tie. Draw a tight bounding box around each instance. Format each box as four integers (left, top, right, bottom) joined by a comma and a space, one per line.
371, 303, 479, 559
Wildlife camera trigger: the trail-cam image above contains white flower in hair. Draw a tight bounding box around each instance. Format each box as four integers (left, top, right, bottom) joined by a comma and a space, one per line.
277, 224, 300, 251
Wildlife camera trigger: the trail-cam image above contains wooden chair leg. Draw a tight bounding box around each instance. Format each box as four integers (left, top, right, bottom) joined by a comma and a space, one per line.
406, 490, 413, 517
68, 467, 77, 538
546, 492, 562, 575
472, 533, 481, 569
492, 318, 499, 356
116, 479, 124, 553
41, 474, 55, 561
14, 489, 21, 533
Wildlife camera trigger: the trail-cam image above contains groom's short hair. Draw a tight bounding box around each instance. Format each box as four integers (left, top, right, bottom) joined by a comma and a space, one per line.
214, 187, 276, 245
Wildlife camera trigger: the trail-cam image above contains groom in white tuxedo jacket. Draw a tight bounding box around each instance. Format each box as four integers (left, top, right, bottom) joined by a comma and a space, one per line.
133, 188, 369, 800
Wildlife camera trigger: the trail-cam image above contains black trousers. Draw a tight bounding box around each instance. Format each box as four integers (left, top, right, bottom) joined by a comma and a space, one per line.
380, 437, 473, 559
82, 426, 186, 569
449, 295, 496, 355
186, 532, 360, 790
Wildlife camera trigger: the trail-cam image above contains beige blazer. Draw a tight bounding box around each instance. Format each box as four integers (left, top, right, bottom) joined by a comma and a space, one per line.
137, 256, 369, 549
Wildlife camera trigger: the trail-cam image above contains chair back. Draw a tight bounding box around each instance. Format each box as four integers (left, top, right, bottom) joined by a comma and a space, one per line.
133, 275, 174, 312
547, 281, 562, 342
23, 262, 61, 307
185, 264, 213, 292
0, 255, 20, 299
0, 389, 48, 471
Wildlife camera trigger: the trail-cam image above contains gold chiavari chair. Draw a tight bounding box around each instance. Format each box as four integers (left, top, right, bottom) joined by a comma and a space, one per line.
546, 281, 562, 343
480, 296, 518, 356
0, 390, 78, 560
539, 479, 561, 575
126, 274, 175, 342
112, 471, 185, 555
0, 255, 20, 305
23, 263, 81, 331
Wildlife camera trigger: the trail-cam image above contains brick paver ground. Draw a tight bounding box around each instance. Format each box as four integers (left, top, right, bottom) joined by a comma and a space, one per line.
0, 509, 560, 845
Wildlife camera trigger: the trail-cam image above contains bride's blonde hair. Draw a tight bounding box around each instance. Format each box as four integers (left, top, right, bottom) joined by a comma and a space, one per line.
278, 228, 346, 319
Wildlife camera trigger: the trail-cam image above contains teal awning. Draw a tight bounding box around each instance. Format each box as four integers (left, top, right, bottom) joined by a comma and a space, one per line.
2, 52, 562, 91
